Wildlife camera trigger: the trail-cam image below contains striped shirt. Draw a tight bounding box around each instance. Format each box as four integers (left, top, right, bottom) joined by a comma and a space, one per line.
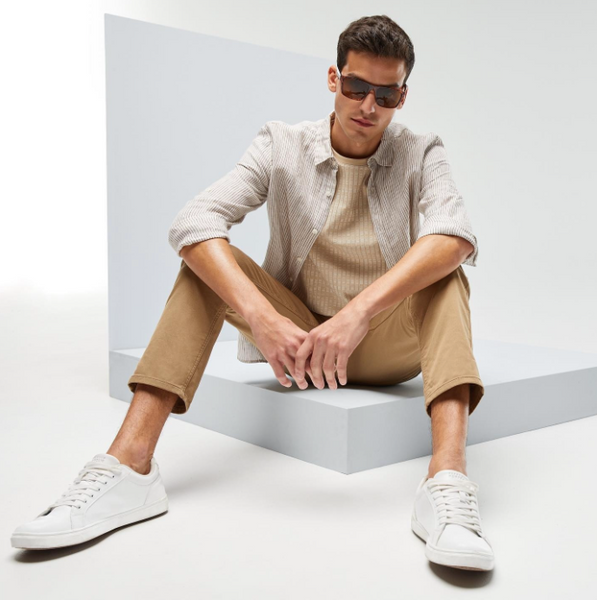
168, 110, 479, 363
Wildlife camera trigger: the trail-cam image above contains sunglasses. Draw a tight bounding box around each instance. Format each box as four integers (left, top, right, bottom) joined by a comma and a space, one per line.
336, 69, 407, 109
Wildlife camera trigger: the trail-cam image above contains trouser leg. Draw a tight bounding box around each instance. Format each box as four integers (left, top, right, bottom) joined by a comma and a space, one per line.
337, 265, 484, 417
127, 244, 321, 414
409, 265, 484, 417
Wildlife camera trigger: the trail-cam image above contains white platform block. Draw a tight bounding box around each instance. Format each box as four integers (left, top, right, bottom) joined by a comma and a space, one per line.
109, 339, 597, 474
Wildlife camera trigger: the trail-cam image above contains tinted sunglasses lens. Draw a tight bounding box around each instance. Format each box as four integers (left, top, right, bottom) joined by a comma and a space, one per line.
377, 88, 401, 108
342, 77, 401, 108
342, 77, 370, 100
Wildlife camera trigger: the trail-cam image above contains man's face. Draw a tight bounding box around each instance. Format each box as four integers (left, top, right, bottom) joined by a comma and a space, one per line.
327, 50, 408, 158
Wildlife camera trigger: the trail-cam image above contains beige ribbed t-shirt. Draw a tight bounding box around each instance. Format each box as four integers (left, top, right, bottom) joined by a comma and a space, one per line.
294, 144, 389, 317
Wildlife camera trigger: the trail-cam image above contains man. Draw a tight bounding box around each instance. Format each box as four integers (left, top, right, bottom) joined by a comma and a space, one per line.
11, 15, 494, 571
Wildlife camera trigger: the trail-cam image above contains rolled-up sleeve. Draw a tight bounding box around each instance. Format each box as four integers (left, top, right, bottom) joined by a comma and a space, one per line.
168, 123, 273, 257
416, 134, 479, 267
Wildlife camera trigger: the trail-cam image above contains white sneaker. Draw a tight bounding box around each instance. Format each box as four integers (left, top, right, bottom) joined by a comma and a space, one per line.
11, 453, 168, 550
411, 469, 495, 571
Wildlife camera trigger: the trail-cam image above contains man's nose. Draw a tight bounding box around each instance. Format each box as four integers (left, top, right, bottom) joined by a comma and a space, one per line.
361, 88, 377, 112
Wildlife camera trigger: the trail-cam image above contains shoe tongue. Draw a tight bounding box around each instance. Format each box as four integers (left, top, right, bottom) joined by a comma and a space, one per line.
90, 453, 121, 466
433, 469, 469, 482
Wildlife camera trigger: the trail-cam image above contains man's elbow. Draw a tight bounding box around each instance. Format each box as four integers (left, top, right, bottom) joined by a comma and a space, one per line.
451, 237, 474, 261
180, 242, 200, 259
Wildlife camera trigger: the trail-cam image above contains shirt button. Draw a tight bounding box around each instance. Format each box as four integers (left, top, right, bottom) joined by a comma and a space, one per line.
290, 276, 293, 282
326, 191, 332, 198
296, 257, 302, 262
312, 228, 318, 234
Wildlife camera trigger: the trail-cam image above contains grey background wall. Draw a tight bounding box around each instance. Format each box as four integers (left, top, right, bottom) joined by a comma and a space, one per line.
106, 15, 343, 349
4, 1, 596, 357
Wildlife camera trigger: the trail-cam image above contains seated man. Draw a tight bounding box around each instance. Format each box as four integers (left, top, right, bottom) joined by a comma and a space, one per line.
11, 15, 494, 572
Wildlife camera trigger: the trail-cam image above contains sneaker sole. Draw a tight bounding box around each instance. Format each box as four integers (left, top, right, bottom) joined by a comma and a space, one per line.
411, 513, 495, 571
11, 496, 168, 550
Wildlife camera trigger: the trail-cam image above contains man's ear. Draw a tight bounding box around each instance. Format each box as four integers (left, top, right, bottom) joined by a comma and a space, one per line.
329, 67, 339, 92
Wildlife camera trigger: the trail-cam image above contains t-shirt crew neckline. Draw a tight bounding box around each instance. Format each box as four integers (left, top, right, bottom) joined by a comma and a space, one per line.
331, 145, 370, 166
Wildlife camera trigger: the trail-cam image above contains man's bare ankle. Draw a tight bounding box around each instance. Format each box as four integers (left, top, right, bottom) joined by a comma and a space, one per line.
124, 459, 151, 475
107, 448, 152, 475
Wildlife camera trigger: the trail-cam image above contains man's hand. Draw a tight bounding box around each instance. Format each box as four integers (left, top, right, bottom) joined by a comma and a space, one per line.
249, 313, 316, 389
294, 307, 371, 390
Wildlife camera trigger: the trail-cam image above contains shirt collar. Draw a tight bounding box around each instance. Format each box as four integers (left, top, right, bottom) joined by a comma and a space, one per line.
314, 110, 395, 167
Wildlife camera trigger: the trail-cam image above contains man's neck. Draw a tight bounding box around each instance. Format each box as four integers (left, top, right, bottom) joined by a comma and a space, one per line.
329, 112, 379, 159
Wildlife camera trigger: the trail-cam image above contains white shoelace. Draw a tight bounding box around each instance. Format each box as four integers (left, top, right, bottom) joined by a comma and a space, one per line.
46, 460, 122, 511
428, 479, 484, 536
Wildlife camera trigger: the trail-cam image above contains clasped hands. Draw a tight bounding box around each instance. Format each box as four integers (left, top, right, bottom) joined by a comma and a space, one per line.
249, 306, 371, 390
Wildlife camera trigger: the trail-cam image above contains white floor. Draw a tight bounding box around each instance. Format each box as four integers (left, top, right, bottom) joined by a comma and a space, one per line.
2, 289, 596, 599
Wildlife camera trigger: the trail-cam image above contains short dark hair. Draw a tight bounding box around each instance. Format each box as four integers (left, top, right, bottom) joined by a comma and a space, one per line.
337, 15, 415, 85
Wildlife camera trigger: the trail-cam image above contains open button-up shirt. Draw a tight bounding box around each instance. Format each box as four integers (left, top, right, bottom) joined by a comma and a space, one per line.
168, 110, 479, 363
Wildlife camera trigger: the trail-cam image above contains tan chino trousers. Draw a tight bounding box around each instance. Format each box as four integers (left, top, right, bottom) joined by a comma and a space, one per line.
128, 245, 484, 417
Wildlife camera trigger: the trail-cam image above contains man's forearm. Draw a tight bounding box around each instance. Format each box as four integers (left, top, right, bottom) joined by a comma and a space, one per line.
180, 238, 279, 326
346, 235, 474, 321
